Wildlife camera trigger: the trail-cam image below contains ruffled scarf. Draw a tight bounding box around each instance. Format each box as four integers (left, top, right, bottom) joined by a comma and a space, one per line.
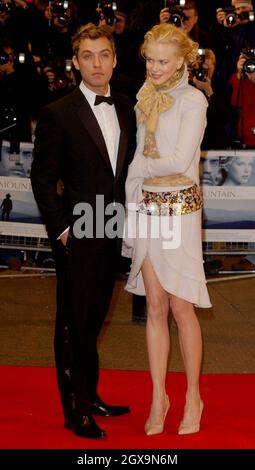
136, 64, 186, 159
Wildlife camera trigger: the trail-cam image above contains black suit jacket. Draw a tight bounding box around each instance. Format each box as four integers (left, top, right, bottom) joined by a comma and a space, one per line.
31, 86, 136, 243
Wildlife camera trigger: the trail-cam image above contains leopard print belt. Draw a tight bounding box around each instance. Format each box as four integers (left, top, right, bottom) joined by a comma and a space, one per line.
137, 184, 203, 216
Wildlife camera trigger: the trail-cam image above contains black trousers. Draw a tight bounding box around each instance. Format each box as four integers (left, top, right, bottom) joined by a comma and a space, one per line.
52, 237, 118, 419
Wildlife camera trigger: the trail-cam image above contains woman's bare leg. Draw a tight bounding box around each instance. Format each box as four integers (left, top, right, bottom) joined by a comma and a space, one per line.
141, 257, 170, 426
170, 295, 203, 429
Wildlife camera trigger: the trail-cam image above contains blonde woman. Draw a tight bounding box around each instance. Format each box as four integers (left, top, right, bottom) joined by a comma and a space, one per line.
124, 24, 211, 435
221, 156, 254, 186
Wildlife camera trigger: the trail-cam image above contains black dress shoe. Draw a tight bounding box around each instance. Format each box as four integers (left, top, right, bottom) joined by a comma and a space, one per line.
92, 395, 130, 417
65, 414, 106, 439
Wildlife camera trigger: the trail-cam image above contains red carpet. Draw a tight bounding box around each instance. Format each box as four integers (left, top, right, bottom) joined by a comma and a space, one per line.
0, 366, 254, 449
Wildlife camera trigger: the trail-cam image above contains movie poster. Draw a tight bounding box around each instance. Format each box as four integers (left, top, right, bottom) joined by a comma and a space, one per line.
0, 141, 47, 238
201, 150, 255, 242
1, 141, 255, 243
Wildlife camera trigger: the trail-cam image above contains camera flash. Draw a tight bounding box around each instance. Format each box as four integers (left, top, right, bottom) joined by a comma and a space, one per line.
180, 0, 185, 6
198, 48, 205, 56
18, 53, 25, 64
65, 59, 72, 72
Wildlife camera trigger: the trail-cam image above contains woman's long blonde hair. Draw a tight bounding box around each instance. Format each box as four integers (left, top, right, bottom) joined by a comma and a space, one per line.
141, 23, 198, 67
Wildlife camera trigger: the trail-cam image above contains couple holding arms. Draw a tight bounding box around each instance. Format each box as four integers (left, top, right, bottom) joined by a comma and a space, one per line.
31, 21, 211, 439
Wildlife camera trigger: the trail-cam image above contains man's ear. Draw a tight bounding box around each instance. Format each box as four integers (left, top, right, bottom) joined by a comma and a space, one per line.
72, 55, 79, 70
113, 54, 117, 69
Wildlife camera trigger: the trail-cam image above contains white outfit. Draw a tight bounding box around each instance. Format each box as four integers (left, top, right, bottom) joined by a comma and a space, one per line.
123, 72, 212, 308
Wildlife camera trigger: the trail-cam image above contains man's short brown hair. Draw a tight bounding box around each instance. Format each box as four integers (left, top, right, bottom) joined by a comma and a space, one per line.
72, 22, 116, 57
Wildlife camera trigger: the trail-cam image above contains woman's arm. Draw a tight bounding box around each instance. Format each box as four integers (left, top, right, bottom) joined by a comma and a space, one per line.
128, 92, 207, 179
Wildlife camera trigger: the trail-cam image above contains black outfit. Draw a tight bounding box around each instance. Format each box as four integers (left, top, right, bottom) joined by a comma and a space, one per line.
189, 24, 211, 49
211, 21, 255, 85
31, 86, 136, 433
0, 65, 44, 144
110, 30, 139, 101
201, 75, 232, 150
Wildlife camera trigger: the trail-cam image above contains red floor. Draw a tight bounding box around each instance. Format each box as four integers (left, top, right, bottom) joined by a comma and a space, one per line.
1, 366, 255, 449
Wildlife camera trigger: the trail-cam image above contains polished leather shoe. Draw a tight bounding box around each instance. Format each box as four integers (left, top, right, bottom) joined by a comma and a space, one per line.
92, 395, 130, 417
64, 414, 106, 439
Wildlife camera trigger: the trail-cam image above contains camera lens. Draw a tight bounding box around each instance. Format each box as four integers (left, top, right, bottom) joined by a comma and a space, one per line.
0, 50, 10, 65
243, 58, 255, 74
226, 11, 238, 26
57, 13, 69, 25
194, 68, 207, 82
52, 0, 70, 25
169, 13, 182, 27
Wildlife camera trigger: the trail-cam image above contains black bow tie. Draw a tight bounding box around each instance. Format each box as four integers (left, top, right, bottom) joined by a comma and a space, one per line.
94, 95, 114, 106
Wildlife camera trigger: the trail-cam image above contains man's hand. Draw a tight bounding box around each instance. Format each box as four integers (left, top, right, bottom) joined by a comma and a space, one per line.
216, 8, 226, 24
159, 7, 170, 24
14, 0, 28, 9
193, 76, 213, 99
60, 230, 69, 247
236, 54, 246, 78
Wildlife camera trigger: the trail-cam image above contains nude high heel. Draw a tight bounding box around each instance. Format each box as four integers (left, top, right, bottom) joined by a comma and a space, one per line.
144, 395, 170, 436
178, 400, 204, 435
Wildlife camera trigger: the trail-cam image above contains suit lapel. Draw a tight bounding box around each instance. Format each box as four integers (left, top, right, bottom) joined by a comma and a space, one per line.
71, 88, 130, 179
72, 88, 113, 173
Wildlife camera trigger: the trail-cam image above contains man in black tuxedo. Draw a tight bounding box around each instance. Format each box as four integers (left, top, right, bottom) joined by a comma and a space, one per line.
31, 23, 136, 439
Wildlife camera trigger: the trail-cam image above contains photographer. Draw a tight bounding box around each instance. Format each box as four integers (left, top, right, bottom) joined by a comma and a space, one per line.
228, 50, 255, 147
43, 0, 78, 54
159, 0, 211, 47
0, 36, 45, 143
212, 0, 255, 84
191, 48, 214, 100
216, 0, 254, 28
190, 48, 232, 149
95, 1, 138, 98
0, 1, 47, 53
37, 1, 78, 103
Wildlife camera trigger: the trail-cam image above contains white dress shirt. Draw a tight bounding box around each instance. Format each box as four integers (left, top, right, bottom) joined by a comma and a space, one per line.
58, 81, 120, 240
79, 81, 120, 175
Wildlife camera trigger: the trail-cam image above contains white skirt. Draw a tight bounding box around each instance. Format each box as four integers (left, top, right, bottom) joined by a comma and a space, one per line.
124, 204, 211, 309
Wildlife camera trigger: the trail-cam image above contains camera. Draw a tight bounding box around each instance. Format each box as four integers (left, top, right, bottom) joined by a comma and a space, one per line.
49, 0, 70, 26
242, 47, 255, 74
97, 1, 117, 27
0, 49, 10, 65
0, 0, 16, 15
39, 54, 72, 90
164, 0, 187, 28
0, 49, 26, 66
192, 49, 208, 82
223, 6, 254, 27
